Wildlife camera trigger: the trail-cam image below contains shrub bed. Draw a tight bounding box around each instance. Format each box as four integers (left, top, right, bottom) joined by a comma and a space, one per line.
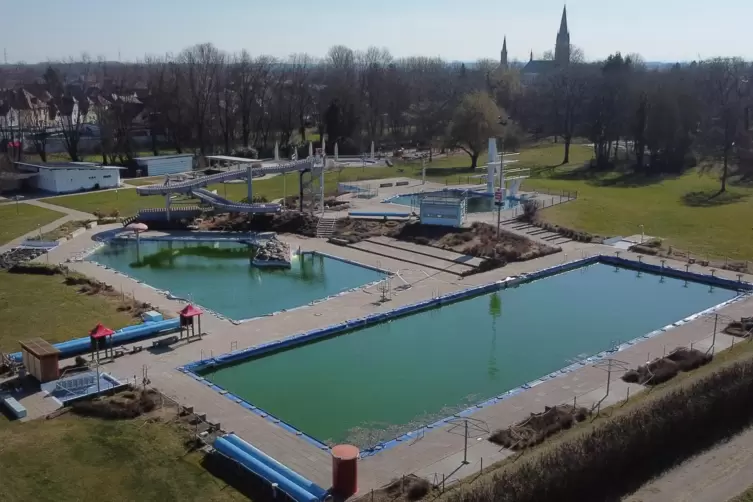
488, 404, 590, 450
7, 262, 66, 275
724, 318, 753, 338
622, 348, 712, 385
71, 388, 158, 419
446, 357, 753, 502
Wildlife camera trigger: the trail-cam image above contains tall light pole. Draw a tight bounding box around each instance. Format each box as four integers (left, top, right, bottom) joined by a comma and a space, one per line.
496, 117, 508, 239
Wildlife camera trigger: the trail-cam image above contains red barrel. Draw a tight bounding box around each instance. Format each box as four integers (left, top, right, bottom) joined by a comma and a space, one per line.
331, 444, 359, 497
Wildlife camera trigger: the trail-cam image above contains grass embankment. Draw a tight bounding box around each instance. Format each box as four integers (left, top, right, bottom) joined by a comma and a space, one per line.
0, 203, 63, 245
428, 338, 753, 502
0, 414, 244, 502
0, 271, 136, 353
44, 189, 165, 219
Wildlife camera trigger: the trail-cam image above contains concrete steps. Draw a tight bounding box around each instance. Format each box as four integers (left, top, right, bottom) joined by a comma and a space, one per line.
348, 240, 475, 276
316, 217, 337, 238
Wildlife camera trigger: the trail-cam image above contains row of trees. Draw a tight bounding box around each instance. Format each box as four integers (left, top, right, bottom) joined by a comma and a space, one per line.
518, 53, 753, 191
1, 44, 751, 190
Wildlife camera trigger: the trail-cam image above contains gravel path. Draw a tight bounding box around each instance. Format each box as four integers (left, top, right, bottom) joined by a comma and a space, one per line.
624, 426, 753, 502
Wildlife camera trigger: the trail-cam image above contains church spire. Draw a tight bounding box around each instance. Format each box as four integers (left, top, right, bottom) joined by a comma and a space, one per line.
559, 5, 568, 35
555, 4, 571, 64
500, 36, 508, 68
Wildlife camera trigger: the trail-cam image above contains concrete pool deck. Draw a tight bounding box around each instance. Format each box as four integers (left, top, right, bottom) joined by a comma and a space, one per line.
32, 223, 753, 493
323, 177, 575, 229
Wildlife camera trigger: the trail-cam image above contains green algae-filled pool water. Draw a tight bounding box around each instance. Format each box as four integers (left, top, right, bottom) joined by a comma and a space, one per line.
202, 263, 737, 447
89, 240, 382, 320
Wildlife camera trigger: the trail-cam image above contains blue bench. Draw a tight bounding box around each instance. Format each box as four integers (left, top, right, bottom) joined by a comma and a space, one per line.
1, 395, 27, 419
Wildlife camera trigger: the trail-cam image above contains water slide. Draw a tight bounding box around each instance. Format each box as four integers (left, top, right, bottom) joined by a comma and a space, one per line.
213, 434, 328, 502
135, 158, 315, 215
191, 188, 280, 214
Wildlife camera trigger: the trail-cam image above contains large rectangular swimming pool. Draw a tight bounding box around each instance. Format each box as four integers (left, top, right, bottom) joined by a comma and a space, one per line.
88, 240, 383, 321
200, 263, 738, 447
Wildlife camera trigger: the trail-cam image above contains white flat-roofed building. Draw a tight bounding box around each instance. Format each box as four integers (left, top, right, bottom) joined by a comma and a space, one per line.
133, 154, 194, 176
15, 161, 122, 194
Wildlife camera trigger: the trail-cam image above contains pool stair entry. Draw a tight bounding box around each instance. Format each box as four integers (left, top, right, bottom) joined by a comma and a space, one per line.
213, 434, 329, 502
40, 371, 125, 405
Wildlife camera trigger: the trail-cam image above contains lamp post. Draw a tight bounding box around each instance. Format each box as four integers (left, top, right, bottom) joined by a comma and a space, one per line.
639, 224, 645, 244
496, 117, 509, 239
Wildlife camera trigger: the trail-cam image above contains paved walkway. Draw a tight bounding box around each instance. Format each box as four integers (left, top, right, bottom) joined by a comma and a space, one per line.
624, 426, 753, 502
29, 222, 753, 493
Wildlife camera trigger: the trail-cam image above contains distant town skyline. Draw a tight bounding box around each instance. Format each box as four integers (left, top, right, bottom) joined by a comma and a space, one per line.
3, 0, 753, 64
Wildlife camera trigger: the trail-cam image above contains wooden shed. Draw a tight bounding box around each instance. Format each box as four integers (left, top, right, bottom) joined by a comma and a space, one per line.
19, 338, 61, 383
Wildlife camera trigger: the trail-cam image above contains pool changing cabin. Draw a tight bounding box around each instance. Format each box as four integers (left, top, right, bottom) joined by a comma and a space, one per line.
419, 191, 468, 227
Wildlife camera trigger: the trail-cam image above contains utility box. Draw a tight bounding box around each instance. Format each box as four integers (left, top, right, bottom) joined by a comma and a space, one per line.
142, 311, 163, 323
19, 338, 60, 383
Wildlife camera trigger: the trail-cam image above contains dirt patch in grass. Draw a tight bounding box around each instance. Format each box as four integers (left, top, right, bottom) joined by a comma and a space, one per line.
32, 220, 91, 241
488, 404, 590, 450
71, 388, 158, 419
622, 347, 712, 386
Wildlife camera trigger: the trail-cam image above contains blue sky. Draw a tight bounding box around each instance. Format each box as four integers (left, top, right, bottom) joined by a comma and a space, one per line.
3, 0, 752, 63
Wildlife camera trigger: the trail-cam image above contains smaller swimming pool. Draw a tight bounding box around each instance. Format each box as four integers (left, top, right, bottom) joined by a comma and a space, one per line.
386, 190, 521, 213
41, 371, 123, 405
88, 240, 385, 321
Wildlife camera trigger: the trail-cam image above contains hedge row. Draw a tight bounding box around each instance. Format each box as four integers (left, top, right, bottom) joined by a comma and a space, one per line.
446, 357, 753, 502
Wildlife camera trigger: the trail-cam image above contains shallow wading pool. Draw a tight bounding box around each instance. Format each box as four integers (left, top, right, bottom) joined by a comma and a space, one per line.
88, 240, 383, 321
198, 262, 739, 448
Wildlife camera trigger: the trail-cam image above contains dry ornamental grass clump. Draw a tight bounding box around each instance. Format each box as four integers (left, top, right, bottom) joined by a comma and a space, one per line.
622, 348, 712, 385
488, 405, 590, 450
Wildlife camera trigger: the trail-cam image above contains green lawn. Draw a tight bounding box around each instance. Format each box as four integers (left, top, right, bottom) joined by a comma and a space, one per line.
0, 415, 244, 502
524, 166, 753, 260
0, 271, 137, 353
43, 188, 165, 218
0, 203, 63, 245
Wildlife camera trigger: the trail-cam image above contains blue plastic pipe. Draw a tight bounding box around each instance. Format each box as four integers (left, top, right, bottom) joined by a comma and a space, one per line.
213, 437, 321, 502
8, 318, 180, 362
223, 434, 328, 499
